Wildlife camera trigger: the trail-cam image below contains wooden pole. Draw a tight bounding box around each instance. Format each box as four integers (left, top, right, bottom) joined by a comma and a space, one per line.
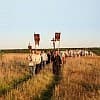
28, 42, 32, 54
58, 41, 60, 52
51, 38, 56, 50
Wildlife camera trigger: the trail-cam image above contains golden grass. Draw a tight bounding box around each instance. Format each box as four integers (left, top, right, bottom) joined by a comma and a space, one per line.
0, 53, 100, 100
2, 64, 54, 100
0, 53, 29, 88
52, 57, 100, 100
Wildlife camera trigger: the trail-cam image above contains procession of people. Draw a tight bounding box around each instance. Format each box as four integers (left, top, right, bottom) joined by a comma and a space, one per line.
27, 32, 95, 76
27, 49, 62, 75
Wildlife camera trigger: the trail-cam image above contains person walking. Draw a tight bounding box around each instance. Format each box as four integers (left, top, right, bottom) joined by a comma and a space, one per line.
35, 51, 41, 74
41, 50, 48, 68
28, 50, 36, 75
46, 51, 51, 64
51, 51, 62, 75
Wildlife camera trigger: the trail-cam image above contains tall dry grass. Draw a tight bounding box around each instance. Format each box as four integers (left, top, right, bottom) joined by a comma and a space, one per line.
0, 53, 100, 100
0, 53, 54, 99
52, 57, 100, 100
1, 64, 54, 100
0, 53, 29, 91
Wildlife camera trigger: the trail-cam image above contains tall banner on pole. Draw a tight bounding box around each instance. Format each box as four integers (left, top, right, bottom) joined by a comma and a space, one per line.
55, 32, 61, 51
55, 32, 61, 41
34, 33, 40, 46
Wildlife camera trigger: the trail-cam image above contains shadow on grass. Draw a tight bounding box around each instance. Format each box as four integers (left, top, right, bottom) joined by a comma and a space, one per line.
0, 74, 32, 97
34, 75, 61, 100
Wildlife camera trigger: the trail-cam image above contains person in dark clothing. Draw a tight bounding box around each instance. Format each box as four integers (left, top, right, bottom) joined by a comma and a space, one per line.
46, 51, 51, 64
51, 51, 62, 75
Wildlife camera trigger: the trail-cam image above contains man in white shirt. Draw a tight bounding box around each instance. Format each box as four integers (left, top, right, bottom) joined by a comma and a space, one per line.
35, 50, 41, 74
41, 51, 48, 68
28, 50, 36, 75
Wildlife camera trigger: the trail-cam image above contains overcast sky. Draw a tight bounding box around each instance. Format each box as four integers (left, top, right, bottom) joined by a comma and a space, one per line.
0, 0, 100, 49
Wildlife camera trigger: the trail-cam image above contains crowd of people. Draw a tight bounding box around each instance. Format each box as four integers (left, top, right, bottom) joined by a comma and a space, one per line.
27, 49, 94, 76
61, 49, 94, 57
27, 50, 62, 75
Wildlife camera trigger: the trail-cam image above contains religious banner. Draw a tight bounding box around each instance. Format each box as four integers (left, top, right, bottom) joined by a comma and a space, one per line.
35, 40, 39, 46
34, 34, 40, 46
55, 32, 61, 41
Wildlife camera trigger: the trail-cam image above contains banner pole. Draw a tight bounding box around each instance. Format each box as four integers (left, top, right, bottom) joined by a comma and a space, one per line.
58, 41, 60, 52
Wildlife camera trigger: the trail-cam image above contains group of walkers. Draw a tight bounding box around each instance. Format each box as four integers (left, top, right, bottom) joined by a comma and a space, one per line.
27, 49, 94, 76
27, 50, 49, 75
27, 50, 62, 76
62, 49, 94, 57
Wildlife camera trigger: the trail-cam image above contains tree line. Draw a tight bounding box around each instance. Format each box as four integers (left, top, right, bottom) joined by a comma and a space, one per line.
0, 48, 100, 55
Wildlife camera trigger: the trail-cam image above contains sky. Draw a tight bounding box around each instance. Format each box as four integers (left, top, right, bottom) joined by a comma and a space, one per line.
0, 0, 100, 49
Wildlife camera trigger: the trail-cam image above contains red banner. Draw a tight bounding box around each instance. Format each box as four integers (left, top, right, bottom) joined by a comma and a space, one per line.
34, 34, 40, 46
55, 32, 61, 41
34, 40, 39, 46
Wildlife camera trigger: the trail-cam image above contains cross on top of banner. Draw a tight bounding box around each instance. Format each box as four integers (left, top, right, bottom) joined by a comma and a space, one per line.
28, 32, 61, 49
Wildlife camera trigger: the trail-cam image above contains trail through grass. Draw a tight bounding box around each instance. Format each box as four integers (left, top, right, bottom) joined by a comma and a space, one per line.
52, 57, 100, 100
1, 64, 54, 100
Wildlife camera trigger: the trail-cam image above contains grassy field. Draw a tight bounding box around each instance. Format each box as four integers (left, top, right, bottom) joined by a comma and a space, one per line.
0, 53, 100, 100
1, 47, 100, 55
0, 53, 30, 96
0, 53, 54, 100
52, 57, 100, 100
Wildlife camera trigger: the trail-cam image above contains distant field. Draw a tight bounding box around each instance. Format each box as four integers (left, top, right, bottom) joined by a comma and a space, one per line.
0, 48, 100, 56
0, 53, 100, 99
89, 48, 100, 56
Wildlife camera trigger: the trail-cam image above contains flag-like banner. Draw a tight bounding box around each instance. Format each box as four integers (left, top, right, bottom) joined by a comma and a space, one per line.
55, 32, 61, 41
34, 34, 40, 46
